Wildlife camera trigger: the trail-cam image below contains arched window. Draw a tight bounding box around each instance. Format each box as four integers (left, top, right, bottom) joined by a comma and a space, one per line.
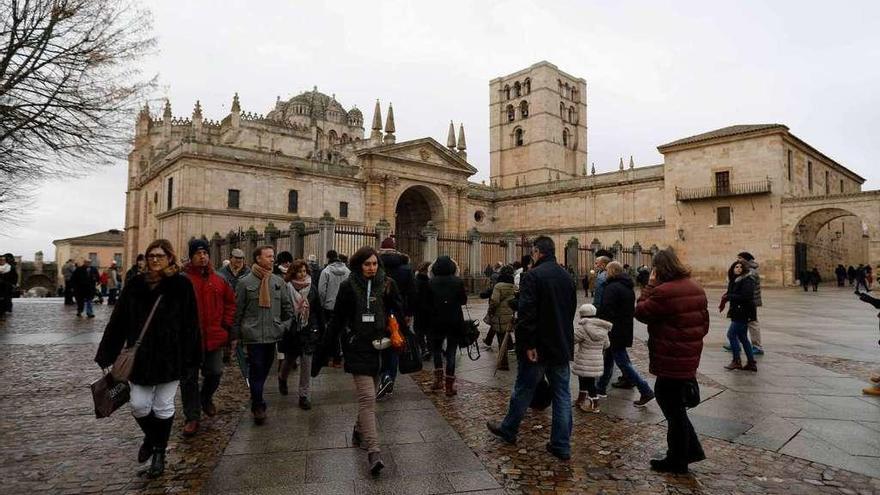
571, 88, 579, 102
514, 128, 524, 147
504, 85, 510, 100
569, 106, 578, 124
524, 78, 531, 94
560, 102, 565, 119
506, 104, 515, 122
514, 81, 521, 97
562, 129, 569, 147
519, 100, 529, 118
328, 130, 338, 144
341, 133, 349, 143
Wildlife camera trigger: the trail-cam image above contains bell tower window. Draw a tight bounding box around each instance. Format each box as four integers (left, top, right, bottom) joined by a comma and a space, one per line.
514, 128, 524, 147
506, 104, 515, 122
519, 100, 529, 118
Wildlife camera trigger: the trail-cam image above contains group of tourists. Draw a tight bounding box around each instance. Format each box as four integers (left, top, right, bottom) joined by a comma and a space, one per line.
61, 258, 123, 315
834, 263, 876, 293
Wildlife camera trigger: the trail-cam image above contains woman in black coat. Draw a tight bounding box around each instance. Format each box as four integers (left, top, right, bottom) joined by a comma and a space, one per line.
427, 256, 467, 397
413, 262, 433, 359
328, 246, 401, 476
723, 261, 757, 371
94, 239, 201, 479
596, 261, 655, 406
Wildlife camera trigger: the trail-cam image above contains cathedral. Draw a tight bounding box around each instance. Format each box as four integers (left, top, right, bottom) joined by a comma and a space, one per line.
124, 61, 879, 286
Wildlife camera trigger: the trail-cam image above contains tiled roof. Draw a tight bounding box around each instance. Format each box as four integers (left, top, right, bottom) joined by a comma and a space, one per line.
658, 124, 788, 150
53, 229, 124, 245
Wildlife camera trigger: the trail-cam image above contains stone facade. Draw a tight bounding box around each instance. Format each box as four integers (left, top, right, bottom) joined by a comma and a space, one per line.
122, 61, 878, 286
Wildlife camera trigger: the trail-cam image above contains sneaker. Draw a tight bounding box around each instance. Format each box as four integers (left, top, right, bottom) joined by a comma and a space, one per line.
368, 452, 385, 476
722, 344, 732, 352
545, 442, 571, 461
298, 396, 312, 410
253, 406, 267, 425
611, 377, 635, 389
486, 421, 516, 444
595, 389, 608, 399
87, 314, 95, 318
633, 392, 655, 408
751, 345, 764, 355
376, 377, 394, 401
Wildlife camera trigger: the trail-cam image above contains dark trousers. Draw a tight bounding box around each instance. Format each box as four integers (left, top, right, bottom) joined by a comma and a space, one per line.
181, 349, 224, 421
654, 377, 704, 467
108, 288, 119, 305
63, 284, 74, 305
246, 343, 276, 411
577, 376, 597, 397
432, 335, 458, 376
75, 293, 93, 316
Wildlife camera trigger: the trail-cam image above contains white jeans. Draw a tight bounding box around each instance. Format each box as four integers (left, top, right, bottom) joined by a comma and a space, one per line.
130, 381, 179, 419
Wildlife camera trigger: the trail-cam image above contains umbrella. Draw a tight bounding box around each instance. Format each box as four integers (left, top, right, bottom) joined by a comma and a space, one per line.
234, 345, 249, 387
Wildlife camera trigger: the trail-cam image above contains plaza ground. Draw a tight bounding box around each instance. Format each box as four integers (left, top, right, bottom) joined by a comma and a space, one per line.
1, 285, 879, 494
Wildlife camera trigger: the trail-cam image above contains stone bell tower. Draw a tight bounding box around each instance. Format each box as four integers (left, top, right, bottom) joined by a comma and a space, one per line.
488, 61, 587, 189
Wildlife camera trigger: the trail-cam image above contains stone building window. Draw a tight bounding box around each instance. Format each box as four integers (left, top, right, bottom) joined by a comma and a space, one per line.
114, 253, 123, 266
474, 210, 485, 223
514, 128, 524, 147
825, 171, 830, 195
506, 104, 515, 122
807, 161, 813, 192
840, 179, 844, 193
560, 102, 565, 119
504, 85, 510, 100
715, 171, 730, 194
227, 189, 240, 209
339, 201, 349, 218
569, 106, 577, 124
288, 190, 298, 213
716, 207, 731, 226
328, 130, 338, 145
524, 78, 531, 94
562, 128, 569, 147
89, 252, 99, 266
787, 149, 792, 180
514, 82, 521, 98
519, 100, 529, 118
167, 177, 173, 210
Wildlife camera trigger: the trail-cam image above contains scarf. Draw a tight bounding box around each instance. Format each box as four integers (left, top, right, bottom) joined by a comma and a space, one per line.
291, 275, 311, 324
0, 264, 9, 275
251, 263, 273, 308
145, 264, 179, 290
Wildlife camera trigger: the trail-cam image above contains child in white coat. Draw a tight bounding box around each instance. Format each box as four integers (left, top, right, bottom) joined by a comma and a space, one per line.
573, 304, 612, 412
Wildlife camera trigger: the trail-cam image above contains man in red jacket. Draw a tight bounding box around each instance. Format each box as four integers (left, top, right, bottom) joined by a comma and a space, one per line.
181, 239, 236, 436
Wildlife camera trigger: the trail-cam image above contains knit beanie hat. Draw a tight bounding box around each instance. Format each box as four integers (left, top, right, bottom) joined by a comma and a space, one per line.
381, 237, 396, 249
578, 303, 597, 317
188, 238, 209, 259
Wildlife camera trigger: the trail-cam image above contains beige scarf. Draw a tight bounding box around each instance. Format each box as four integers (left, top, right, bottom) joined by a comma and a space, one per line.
145, 264, 179, 290
250, 263, 272, 308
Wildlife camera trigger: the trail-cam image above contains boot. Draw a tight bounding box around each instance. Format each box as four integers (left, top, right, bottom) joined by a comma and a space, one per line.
368, 451, 385, 476
574, 391, 587, 409
444, 375, 457, 397
144, 448, 166, 479
724, 357, 742, 370
742, 361, 758, 372
863, 385, 880, 396
141, 415, 173, 478
431, 369, 444, 391
134, 413, 154, 463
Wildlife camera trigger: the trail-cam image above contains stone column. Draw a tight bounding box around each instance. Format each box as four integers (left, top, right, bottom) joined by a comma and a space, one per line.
289, 218, 306, 259
422, 221, 438, 264
503, 232, 518, 264
318, 211, 336, 262
632, 241, 642, 268
565, 237, 579, 273
375, 218, 391, 250
612, 240, 623, 260
244, 226, 258, 259
264, 222, 280, 252
467, 228, 481, 278
210, 233, 222, 268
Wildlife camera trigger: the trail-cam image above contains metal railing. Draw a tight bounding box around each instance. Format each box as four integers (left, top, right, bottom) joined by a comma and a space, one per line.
675, 179, 771, 201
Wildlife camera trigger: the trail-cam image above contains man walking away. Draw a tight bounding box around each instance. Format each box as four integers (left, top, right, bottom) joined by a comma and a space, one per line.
376, 237, 415, 401
106, 261, 121, 305
181, 239, 236, 436
835, 264, 847, 287
63, 259, 76, 305
231, 246, 293, 425
487, 236, 578, 461
71, 259, 96, 318
318, 250, 350, 367
219, 249, 250, 291
739, 252, 764, 355
855, 264, 870, 293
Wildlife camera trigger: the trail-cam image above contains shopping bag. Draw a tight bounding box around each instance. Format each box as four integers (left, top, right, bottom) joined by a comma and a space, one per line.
90, 372, 130, 419
398, 328, 423, 375
529, 374, 552, 410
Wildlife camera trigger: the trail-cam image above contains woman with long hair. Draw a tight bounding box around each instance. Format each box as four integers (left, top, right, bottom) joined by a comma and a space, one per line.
278, 259, 322, 409
328, 246, 402, 475
723, 260, 757, 372
95, 239, 201, 478
634, 248, 709, 474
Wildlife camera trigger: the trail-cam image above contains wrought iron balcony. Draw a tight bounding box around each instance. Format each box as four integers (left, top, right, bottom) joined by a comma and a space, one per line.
675, 179, 772, 202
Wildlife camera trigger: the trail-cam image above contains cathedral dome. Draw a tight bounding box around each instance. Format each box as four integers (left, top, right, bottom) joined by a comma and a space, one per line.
268, 88, 349, 123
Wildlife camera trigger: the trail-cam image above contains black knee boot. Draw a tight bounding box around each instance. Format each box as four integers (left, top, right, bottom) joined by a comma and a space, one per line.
143, 415, 173, 479
134, 413, 155, 463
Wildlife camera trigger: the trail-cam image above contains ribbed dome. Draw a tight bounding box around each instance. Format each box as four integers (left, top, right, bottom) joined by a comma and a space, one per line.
267, 88, 350, 123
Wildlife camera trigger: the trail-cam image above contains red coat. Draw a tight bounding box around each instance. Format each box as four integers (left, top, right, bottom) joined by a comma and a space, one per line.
635, 277, 709, 380
185, 264, 236, 352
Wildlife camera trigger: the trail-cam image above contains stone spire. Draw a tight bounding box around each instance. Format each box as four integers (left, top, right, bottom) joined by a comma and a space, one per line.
446, 121, 456, 149
591, 162, 596, 175
192, 100, 203, 121
231, 92, 241, 113
162, 99, 172, 121
619, 157, 624, 171
629, 155, 635, 169
370, 99, 383, 143
383, 103, 396, 144
457, 123, 466, 150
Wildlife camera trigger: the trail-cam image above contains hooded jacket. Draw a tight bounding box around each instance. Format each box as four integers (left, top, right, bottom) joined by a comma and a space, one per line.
379, 249, 415, 316
573, 317, 612, 377
597, 274, 636, 348
428, 256, 467, 341
318, 260, 350, 310
184, 263, 236, 352
743, 259, 763, 307
726, 273, 756, 323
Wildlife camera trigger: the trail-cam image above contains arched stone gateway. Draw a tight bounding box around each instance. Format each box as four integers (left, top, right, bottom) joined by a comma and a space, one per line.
782, 191, 880, 286
393, 185, 444, 259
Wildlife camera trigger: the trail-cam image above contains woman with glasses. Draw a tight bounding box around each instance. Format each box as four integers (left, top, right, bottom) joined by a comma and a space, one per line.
95, 239, 201, 479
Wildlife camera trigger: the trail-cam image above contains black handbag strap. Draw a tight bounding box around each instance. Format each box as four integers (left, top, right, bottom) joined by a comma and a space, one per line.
132, 295, 162, 350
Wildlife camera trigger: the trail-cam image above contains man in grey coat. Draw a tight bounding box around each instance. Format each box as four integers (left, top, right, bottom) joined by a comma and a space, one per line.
230, 245, 293, 425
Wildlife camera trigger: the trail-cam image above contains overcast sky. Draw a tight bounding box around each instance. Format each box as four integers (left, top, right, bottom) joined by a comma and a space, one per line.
5, 0, 880, 261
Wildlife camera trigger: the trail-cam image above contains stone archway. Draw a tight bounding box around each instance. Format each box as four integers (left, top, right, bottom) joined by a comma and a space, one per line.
790, 207, 868, 285
394, 186, 444, 259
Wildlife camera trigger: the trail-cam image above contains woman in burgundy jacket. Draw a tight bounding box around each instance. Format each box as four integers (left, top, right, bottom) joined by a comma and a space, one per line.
635, 248, 709, 474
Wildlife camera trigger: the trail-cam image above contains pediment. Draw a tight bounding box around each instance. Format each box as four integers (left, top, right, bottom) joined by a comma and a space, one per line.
355, 138, 477, 175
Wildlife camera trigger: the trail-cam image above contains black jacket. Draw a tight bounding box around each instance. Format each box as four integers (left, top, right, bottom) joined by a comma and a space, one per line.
428, 256, 467, 341
726, 275, 756, 322
597, 274, 635, 348
330, 270, 402, 376
515, 255, 577, 366
414, 272, 433, 334
281, 282, 324, 355
71, 265, 96, 297
379, 250, 415, 317
95, 273, 201, 385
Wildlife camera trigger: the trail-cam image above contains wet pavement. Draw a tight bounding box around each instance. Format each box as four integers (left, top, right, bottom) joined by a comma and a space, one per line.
1, 284, 879, 494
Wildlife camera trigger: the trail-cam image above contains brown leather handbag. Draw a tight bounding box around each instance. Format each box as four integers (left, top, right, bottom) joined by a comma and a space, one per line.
110, 295, 162, 382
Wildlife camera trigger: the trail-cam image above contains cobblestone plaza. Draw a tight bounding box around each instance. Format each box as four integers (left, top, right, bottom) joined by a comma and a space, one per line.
1, 285, 879, 494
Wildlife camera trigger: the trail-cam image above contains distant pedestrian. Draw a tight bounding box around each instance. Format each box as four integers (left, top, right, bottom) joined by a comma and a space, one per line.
105, 262, 121, 305
0, 255, 15, 314
484, 265, 516, 368
722, 261, 757, 372
848, 265, 857, 286
180, 239, 236, 437
572, 303, 610, 413
867, 265, 875, 289
737, 252, 764, 355
835, 264, 847, 287
218, 249, 250, 290
592, 253, 612, 308
278, 259, 322, 410
809, 267, 821, 292
855, 264, 870, 293
413, 261, 433, 359
62, 259, 76, 305
427, 256, 467, 395
326, 246, 403, 475
635, 248, 708, 474
94, 239, 201, 478
71, 259, 96, 318
230, 246, 294, 426
487, 236, 577, 461
125, 255, 146, 286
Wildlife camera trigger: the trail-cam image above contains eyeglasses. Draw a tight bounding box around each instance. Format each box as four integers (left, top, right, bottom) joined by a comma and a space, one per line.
146, 253, 168, 260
